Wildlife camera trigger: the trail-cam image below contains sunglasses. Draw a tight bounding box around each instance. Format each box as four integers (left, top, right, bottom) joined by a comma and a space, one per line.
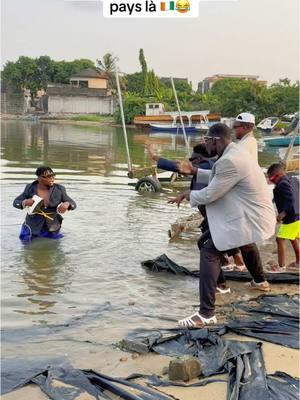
40, 173, 56, 179
203, 136, 221, 142
233, 124, 243, 129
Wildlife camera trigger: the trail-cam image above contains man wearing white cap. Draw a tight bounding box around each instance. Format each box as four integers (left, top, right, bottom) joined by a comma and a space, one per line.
234, 112, 258, 162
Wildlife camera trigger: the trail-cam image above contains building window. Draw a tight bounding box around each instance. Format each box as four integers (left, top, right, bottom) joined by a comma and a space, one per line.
154, 104, 159, 109
79, 81, 88, 88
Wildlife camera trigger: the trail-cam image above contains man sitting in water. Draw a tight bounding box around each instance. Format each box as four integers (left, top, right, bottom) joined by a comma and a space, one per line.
13, 166, 76, 241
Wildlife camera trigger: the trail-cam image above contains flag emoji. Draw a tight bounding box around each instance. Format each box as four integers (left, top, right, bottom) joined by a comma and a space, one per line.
160, 1, 175, 11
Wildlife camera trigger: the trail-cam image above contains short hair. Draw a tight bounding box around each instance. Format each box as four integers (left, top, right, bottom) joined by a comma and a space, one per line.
192, 143, 210, 157
208, 123, 232, 140
35, 166, 54, 177
267, 163, 285, 176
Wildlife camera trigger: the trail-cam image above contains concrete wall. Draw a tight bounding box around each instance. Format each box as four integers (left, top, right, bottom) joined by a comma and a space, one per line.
48, 95, 114, 114
1, 92, 28, 114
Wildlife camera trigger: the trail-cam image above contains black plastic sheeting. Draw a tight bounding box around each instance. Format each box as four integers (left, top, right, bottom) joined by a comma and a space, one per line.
142, 254, 300, 284
1, 360, 174, 400
121, 327, 300, 400
228, 294, 299, 349
2, 350, 299, 400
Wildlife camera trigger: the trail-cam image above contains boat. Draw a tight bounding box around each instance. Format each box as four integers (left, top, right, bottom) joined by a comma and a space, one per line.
257, 117, 280, 133
263, 134, 300, 147
149, 123, 198, 133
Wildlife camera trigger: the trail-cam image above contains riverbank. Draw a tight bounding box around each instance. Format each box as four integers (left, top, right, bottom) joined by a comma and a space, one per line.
0, 113, 137, 128
2, 276, 299, 400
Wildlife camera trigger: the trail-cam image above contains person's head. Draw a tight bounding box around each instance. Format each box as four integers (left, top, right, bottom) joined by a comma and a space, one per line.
233, 113, 255, 140
189, 143, 211, 166
203, 123, 232, 157
267, 163, 286, 184
35, 166, 55, 187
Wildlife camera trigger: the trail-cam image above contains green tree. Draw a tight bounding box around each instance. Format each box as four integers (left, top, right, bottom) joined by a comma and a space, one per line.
53, 58, 95, 83
114, 92, 147, 124
97, 53, 118, 88
139, 48, 149, 95
2, 56, 40, 94
211, 78, 265, 117
2, 56, 96, 94
125, 72, 144, 93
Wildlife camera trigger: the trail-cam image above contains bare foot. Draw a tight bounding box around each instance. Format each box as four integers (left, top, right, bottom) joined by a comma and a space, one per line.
287, 262, 299, 270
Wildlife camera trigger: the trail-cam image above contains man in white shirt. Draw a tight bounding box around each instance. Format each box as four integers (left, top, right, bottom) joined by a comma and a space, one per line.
234, 112, 258, 162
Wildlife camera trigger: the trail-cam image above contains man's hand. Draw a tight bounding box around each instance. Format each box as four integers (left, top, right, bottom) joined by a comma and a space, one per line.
277, 211, 286, 222
57, 202, 70, 214
145, 143, 158, 161
23, 198, 35, 207
168, 190, 191, 207
178, 160, 197, 175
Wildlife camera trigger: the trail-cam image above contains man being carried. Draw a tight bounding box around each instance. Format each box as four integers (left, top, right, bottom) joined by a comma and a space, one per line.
13, 166, 76, 241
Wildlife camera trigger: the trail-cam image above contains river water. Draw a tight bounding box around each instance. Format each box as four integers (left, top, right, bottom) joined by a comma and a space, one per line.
1, 120, 282, 361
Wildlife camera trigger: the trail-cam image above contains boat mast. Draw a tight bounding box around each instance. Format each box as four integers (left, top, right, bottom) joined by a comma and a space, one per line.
170, 77, 190, 156
115, 67, 132, 174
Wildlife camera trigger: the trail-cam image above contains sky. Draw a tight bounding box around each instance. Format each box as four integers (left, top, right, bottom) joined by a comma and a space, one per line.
1, 0, 299, 89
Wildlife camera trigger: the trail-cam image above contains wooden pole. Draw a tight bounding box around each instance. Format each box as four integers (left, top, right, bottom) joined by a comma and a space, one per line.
115, 67, 132, 173
170, 77, 190, 156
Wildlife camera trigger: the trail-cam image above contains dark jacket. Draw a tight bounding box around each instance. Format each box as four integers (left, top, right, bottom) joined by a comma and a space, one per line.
273, 176, 299, 224
190, 159, 216, 190
13, 181, 76, 235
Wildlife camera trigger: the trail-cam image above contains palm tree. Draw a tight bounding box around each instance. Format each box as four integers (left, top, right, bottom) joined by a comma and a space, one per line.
97, 53, 119, 89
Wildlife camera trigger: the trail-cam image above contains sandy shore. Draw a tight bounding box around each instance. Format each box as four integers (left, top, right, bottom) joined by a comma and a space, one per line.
3, 276, 299, 400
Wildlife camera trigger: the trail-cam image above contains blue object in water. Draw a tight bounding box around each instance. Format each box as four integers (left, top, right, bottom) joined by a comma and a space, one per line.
263, 135, 300, 147
19, 224, 64, 241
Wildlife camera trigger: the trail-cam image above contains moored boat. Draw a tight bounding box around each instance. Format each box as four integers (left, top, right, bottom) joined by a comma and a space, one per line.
263, 135, 300, 147
149, 123, 198, 133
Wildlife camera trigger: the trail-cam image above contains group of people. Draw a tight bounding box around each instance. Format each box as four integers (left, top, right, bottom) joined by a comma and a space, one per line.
13, 113, 299, 329
148, 112, 299, 328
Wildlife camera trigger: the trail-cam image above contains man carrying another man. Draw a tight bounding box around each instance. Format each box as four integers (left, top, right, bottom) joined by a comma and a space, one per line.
169, 123, 276, 328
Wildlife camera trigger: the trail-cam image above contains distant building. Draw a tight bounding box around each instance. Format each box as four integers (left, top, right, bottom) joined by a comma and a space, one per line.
145, 103, 165, 116
160, 77, 189, 85
197, 74, 267, 94
47, 68, 114, 114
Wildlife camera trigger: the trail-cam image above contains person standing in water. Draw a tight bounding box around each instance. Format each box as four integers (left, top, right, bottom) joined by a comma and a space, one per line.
13, 166, 76, 240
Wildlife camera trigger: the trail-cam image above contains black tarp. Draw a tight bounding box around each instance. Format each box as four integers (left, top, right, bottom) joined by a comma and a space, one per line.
120, 328, 300, 400
228, 294, 299, 349
1, 360, 174, 400
142, 254, 300, 284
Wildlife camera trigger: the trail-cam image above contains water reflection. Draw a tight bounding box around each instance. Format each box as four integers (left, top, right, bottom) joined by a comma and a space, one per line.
17, 239, 70, 315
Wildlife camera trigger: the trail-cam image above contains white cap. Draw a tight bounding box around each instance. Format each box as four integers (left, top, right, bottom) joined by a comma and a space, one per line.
235, 112, 255, 124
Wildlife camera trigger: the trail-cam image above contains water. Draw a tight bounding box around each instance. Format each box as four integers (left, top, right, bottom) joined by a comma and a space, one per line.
1, 120, 282, 359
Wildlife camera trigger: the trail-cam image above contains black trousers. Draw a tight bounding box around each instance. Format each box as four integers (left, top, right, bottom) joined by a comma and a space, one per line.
198, 238, 266, 318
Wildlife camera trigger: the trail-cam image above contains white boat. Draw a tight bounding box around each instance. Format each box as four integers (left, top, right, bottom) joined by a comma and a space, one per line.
257, 117, 279, 133
194, 122, 210, 133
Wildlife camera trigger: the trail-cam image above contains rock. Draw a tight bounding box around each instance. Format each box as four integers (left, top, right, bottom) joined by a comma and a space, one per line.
131, 352, 140, 359
162, 366, 169, 375
168, 356, 202, 382
119, 357, 128, 362
119, 339, 149, 354
128, 301, 135, 306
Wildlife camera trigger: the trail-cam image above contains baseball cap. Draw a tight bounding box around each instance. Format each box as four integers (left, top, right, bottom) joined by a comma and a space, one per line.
235, 112, 255, 124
